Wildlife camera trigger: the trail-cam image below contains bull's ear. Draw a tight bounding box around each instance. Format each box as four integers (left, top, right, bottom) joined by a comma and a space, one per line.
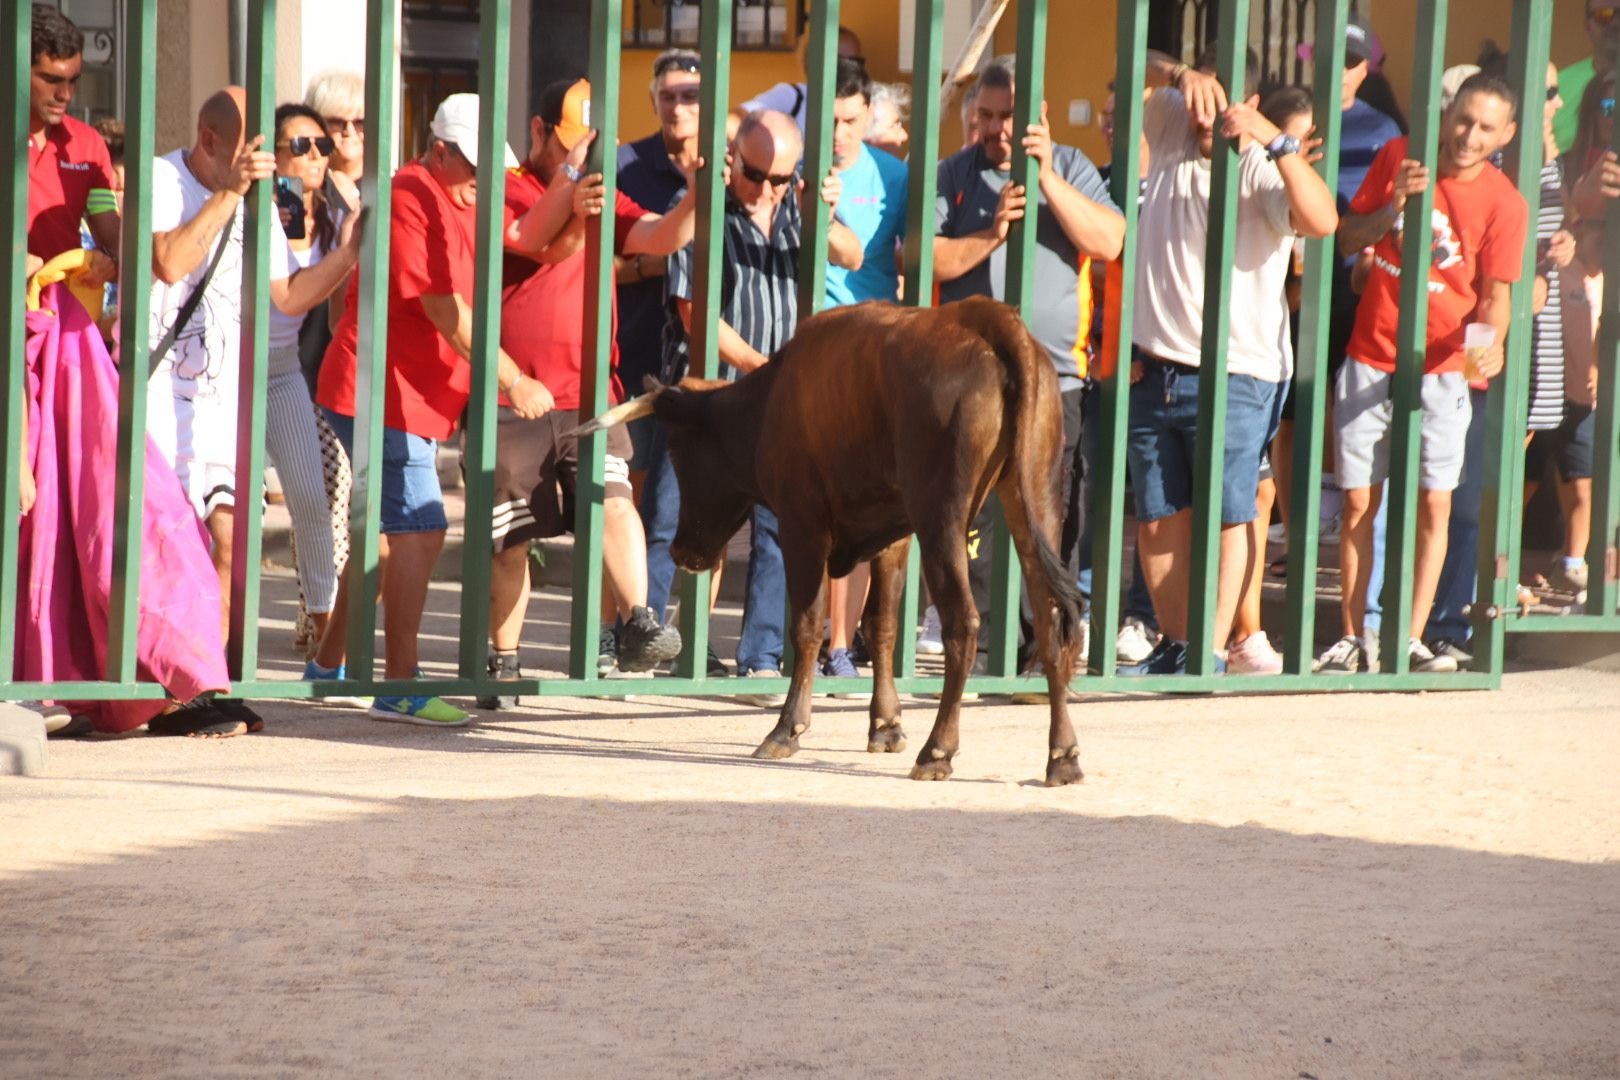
650, 381, 712, 428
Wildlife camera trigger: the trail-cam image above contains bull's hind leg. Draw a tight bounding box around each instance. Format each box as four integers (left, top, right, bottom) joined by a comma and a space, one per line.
863, 538, 910, 754
751, 528, 830, 761
909, 528, 978, 781
997, 477, 1084, 787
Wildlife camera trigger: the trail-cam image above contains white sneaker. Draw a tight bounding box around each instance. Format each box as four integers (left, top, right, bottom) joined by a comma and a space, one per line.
1408, 638, 1458, 674
738, 669, 788, 708
1314, 634, 1378, 674
1267, 521, 1287, 544
1115, 616, 1158, 665
1318, 511, 1342, 545
916, 605, 944, 656
1227, 630, 1284, 674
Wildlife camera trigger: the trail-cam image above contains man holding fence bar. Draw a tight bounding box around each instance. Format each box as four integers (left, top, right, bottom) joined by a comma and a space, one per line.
933, 58, 1125, 682
1318, 73, 1527, 676
1118, 50, 1338, 677
313, 93, 524, 727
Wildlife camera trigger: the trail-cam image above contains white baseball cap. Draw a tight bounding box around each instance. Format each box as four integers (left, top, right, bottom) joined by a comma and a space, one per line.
429, 93, 519, 169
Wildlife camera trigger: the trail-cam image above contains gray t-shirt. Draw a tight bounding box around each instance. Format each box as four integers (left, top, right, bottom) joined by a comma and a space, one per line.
935, 143, 1118, 386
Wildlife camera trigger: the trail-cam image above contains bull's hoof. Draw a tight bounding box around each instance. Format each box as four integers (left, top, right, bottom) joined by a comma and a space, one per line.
866, 722, 907, 754
751, 733, 800, 760
1044, 749, 1084, 787
908, 756, 954, 781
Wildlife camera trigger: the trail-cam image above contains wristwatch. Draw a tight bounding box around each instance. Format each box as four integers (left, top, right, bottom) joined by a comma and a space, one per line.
561, 162, 585, 183
1266, 132, 1302, 162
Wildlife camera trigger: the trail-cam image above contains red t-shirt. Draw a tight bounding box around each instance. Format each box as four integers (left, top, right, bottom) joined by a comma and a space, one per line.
1346, 137, 1528, 375
317, 160, 478, 439
501, 164, 646, 410
27, 115, 115, 260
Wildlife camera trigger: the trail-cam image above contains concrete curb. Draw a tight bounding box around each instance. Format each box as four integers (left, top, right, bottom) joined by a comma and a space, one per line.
0, 703, 47, 777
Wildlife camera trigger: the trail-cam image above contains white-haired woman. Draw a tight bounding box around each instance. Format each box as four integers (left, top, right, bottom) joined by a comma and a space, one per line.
306, 68, 365, 186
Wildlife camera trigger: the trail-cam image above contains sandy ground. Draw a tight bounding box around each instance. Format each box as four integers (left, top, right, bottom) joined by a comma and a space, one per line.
3, 574, 1618, 1078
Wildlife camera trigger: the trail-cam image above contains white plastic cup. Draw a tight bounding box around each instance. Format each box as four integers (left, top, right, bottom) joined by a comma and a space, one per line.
1463, 322, 1497, 381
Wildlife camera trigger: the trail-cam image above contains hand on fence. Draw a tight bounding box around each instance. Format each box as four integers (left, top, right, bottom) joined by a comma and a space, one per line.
817, 169, 842, 210
1598, 151, 1620, 200
508, 373, 555, 420
1218, 95, 1280, 149
1022, 101, 1054, 179
227, 134, 277, 197
992, 180, 1027, 241
1301, 126, 1326, 166
574, 173, 608, 218
1176, 67, 1228, 129
564, 128, 598, 177
340, 206, 370, 250
1390, 159, 1431, 215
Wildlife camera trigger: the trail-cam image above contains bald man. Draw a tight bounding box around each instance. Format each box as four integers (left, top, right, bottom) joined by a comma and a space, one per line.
147, 87, 359, 676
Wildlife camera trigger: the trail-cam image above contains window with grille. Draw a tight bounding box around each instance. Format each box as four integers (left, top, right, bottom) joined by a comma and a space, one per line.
625, 0, 805, 51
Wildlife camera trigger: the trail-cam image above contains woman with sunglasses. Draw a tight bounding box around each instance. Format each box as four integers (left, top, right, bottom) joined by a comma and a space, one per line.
271, 103, 362, 657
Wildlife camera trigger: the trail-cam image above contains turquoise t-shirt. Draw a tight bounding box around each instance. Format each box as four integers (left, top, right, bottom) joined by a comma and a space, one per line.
824, 143, 909, 307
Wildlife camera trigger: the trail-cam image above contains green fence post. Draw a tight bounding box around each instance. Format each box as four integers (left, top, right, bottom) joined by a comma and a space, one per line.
0, 0, 29, 684
104, 0, 158, 685
670, 0, 734, 682
1483, 0, 1552, 671
1184, 0, 1250, 676
796, 0, 841, 320
1590, 34, 1620, 618
1279, 0, 1348, 674
456, 0, 510, 681
1089, 0, 1150, 677
1379, 0, 1448, 676
228, 0, 277, 682
344, 0, 401, 680
895, 0, 944, 682
570, 0, 623, 681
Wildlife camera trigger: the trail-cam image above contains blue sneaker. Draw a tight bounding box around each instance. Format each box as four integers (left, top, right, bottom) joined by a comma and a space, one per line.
820, 647, 865, 699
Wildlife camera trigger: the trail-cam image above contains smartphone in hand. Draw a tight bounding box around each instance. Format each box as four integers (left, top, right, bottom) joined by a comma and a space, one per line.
276, 176, 306, 240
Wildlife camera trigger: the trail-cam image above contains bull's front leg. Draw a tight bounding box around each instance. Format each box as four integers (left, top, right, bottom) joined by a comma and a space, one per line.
752, 535, 829, 761
863, 538, 909, 754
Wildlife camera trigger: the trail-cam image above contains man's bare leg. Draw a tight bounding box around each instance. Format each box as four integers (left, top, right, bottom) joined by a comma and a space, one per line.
1340, 483, 1381, 639
206, 507, 234, 640
1408, 488, 1452, 642
828, 563, 871, 652
1559, 476, 1594, 562
1138, 510, 1192, 642
1233, 476, 1276, 645
602, 494, 649, 620
489, 544, 531, 653
381, 530, 445, 679
314, 535, 388, 671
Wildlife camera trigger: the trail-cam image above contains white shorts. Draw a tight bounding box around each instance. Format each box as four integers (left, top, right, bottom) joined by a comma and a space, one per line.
1334, 361, 1471, 492
147, 383, 238, 520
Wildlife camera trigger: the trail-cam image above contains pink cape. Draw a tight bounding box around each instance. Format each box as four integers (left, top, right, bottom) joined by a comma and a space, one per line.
17, 283, 229, 732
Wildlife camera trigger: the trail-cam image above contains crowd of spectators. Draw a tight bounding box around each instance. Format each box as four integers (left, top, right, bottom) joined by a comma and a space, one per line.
14, 4, 1620, 737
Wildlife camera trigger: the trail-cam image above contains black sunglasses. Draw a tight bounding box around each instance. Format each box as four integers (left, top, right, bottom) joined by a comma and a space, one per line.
1547, 85, 1562, 101
654, 55, 701, 77
738, 159, 794, 187
279, 135, 335, 157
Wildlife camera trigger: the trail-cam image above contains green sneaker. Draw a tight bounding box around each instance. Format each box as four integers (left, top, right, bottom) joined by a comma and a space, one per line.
368, 694, 470, 727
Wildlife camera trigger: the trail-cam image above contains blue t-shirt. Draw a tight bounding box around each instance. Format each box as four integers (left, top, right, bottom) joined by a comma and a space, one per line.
615, 133, 689, 387
824, 143, 908, 307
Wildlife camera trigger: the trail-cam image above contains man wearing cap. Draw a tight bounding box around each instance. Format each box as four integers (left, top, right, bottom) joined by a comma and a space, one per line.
26, 7, 118, 275
313, 92, 532, 727
474, 77, 703, 706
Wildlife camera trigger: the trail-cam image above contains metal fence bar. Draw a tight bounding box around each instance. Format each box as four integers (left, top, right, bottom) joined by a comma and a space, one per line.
670, 0, 733, 681
570, 0, 623, 681
228, 0, 277, 682
1088, 0, 1150, 678
456, 0, 510, 679
1379, 0, 1449, 675
795, 0, 840, 320
0, 0, 29, 682
1586, 35, 1620, 618
343, 0, 400, 680
1185, 0, 1249, 675
1481, 0, 1552, 673
103, 0, 158, 684
1280, 0, 1348, 675
894, 0, 944, 680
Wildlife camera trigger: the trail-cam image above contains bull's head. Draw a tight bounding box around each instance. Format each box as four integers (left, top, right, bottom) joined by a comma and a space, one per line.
569, 377, 754, 575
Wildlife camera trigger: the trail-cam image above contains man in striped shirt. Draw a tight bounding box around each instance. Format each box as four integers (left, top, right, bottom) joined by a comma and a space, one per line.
648, 109, 858, 697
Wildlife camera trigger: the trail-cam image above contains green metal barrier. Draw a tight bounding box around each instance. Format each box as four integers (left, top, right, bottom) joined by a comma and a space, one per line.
0, 0, 1599, 712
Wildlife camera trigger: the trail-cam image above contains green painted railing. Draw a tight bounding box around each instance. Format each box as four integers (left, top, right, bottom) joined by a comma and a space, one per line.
1, 0, 1610, 712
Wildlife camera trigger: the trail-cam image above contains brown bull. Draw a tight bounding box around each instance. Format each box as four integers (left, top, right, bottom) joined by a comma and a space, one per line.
576, 296, 1085, 785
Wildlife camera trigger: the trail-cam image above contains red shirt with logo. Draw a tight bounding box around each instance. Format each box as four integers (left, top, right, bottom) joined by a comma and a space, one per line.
27, 115, 115, 260
500, 164, 646, 410
1346, 137, 1528, 375
318, 160, 478, 439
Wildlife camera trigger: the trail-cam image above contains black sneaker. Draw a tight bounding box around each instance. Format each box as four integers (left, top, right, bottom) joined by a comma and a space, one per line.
596, 625, 619, 677
850, 628, 872, 666
706, 643, 729, 678
618, 606, 683, 672
477, 651, 522, 710
210, 698, 265, 733
1427, 637, 1474, 670
1117, 638, 1188, 676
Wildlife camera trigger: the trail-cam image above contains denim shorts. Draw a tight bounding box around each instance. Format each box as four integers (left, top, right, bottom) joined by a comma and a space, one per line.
1125, 352, 1281, 525
323, 408, 449, 535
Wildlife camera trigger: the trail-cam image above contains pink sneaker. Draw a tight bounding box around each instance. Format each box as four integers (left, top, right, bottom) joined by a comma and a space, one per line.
1227, 631, 1284, 675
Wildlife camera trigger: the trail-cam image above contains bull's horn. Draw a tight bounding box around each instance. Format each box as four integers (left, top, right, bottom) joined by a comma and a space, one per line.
564, 392, 658, 438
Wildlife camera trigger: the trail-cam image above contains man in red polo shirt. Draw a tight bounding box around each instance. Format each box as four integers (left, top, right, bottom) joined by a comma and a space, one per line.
477, 77, 703, 707
26, 6, 118, 279
313, 93, 536, 726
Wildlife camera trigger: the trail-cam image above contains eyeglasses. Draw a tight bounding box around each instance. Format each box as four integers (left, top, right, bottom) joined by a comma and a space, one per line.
737, 159, 794, 188
1547, 85, 1562, 101
1591, 6, 1618, 27
1602, 96, 1616, 118
278, 135, 336, 157
325, 116, 364, 135
653, 54, 701, 77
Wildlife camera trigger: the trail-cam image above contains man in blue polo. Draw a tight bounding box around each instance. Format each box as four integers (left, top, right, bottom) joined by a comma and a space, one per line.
821, 57, 910, 683
934, 58, 1125, 674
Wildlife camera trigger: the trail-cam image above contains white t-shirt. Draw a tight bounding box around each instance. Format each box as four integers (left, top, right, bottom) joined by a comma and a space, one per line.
147, 149, 290, 468
269, 236, 326, 352
740, 81, 808, 133
1131, 90, 1298, 383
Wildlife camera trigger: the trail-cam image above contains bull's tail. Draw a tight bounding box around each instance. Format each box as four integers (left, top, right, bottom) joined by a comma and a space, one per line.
964, 300, 1087, 658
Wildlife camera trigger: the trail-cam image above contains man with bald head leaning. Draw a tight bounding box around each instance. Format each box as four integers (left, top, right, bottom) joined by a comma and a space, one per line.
146, 87, 359, 733
651, 109, 857, 698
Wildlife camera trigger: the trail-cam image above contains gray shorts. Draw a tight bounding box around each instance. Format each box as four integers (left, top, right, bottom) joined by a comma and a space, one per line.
1334, 361, 1471, 492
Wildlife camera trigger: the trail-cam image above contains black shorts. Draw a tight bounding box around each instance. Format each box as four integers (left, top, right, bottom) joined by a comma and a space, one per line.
1525, 401, 1596, 484
485, 406, 634, 552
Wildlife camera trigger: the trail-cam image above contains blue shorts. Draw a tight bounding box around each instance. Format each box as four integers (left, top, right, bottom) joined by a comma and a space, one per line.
1126, 352, 1281, 525
323, 408, 449, 535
